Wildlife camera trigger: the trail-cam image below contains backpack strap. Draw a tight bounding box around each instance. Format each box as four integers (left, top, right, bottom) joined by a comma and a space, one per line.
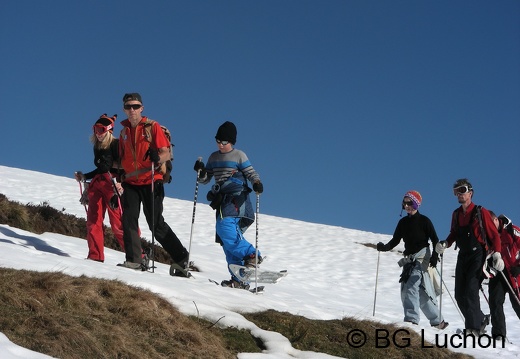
452, 205, 480, 250
475, 205, 494, 253
143, 119, 156, 145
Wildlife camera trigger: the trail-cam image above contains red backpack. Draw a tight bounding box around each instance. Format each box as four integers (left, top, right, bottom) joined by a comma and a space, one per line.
498, 215, 520, 267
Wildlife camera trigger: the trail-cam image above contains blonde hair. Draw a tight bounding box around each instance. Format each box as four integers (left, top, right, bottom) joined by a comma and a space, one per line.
90, 131, 115, 150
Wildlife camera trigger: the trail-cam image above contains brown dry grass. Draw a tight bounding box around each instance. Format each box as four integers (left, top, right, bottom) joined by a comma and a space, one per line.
0, 268, 235, 359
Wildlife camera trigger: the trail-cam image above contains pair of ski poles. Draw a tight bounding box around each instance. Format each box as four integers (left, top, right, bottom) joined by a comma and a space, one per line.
372, 251, 462, 321
183, 157, 262, 293
145, 156, 203, 276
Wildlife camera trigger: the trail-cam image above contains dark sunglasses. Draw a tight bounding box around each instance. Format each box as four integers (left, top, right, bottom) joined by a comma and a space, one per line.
453, 185, 472, 195
124, 104, 142, 110
402, 201, 414, 207
216, 139, 230, 145
93, 124, 112, 135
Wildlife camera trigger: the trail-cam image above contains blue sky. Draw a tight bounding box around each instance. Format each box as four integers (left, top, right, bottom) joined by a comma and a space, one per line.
1, 1, 519, 238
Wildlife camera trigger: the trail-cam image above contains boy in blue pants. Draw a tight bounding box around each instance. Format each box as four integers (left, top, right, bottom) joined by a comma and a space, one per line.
194, 121, 264, 289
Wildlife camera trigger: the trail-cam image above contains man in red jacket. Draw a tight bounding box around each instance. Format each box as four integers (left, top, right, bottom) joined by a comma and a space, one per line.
118, 93, 191, 276
435, 178, 504, 336
489, 212, 520, 341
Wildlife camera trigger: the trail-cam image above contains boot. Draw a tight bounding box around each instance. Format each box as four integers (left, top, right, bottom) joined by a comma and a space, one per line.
221, 278, 250, 290
244, 253, 263, 268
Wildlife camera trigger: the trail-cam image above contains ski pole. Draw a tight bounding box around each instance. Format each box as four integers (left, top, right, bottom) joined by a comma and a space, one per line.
185, 157, 202, 275
439, 253, 443, 319
254, 193, 260, 294
77, 179, 88, 214
373, 251, 380, 316
500, 270, 520, 307
107, 173, 123, 216
480, 285, 490, 306
436, 267, 464, 321
150, 164, 155, 273
514, 277, 520, 300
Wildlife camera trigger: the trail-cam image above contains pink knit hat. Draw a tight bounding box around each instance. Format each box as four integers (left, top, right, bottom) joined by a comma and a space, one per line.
404, 190, 422, 210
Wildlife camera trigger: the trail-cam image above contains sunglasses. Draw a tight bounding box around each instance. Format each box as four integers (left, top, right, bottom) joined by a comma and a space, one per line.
402, 201, 414, 207
453, 185, 472, 195
216, 139, 230, 145
93, 124, 112, 135
124, 104, 142, 110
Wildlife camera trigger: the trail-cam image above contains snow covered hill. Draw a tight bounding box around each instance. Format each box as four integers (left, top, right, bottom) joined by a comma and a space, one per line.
0, 165, 518, 358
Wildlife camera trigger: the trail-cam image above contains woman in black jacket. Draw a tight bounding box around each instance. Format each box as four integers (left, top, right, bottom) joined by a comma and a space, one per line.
377, 190, 448, 329
74, 114, 124, 262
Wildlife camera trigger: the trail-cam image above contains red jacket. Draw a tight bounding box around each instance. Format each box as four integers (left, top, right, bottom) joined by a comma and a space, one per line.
445, 202, 501, 254
119, 116, 170, 185
500, 224, 520, 289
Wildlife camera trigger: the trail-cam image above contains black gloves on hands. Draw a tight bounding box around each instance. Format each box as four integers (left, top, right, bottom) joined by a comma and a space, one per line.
207, 183, 223, 210
376, 242, 388, 252
109, 195, 119, 210
74, 171, 85, 182
253, 181, 263, 194
146, 148, 160, 165
429, 252, 439, 268
194, 160, 205, 172
194, 159, 207, 180
79, 182, 89, 206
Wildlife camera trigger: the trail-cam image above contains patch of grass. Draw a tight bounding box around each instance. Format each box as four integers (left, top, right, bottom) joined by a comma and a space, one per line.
245, 310, 472, 359
0, 268, 239, 359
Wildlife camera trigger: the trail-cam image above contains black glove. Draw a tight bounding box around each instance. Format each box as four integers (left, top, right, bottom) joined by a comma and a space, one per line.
376, 242, 388, 252
194, 160, 205, 172
253, 181, 263, 194
510, 266, 520, 277
109, 195, 119, 210
429, 252, 439, 268
207, 183, 223, 210
207, 192, 223, 210
146, 147, 160, 165
79, 183, 89, 206
74, 171, 85, 182
194, 159, 207, 179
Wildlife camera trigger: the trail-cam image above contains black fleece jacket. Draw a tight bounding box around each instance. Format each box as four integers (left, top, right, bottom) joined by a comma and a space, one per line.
383, 211, 440, 256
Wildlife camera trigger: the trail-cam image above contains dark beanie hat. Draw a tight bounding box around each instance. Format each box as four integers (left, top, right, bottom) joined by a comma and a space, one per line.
95, 114, 117, 132
215, 121, 237, 144
122, 93, 142, 104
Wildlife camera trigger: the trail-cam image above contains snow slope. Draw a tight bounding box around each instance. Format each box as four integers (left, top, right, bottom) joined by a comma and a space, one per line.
0, 165, 519, 358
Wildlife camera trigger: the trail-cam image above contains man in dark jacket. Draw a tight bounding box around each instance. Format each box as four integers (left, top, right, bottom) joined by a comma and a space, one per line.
436, 178, 504, 336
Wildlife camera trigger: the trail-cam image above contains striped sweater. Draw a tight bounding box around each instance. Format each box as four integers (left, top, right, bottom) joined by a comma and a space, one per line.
200, 148, 260, 186
200, 148, 260, 222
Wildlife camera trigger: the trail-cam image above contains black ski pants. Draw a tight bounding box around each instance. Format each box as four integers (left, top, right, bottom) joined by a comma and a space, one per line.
489, 269, 520, 338
122, 182, 188, 264
454, 247, 486, 331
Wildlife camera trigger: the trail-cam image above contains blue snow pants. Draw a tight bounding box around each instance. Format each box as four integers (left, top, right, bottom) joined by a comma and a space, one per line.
216, 216, 260, 282
400, 247, 444, 326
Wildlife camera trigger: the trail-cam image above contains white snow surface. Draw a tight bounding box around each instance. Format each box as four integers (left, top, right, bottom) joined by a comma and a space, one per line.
0, 165, 519, 358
